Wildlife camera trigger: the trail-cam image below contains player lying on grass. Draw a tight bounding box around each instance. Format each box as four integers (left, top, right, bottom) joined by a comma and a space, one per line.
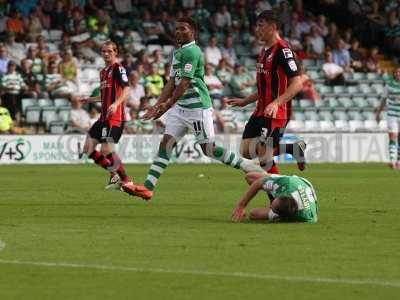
231, 172, 318, 223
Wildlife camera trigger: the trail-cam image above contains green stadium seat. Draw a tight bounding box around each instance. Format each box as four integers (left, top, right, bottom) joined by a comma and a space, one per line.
25, 106, 41, 124
366, 72, 380, 81
54, 98, 70, 107
333, 111, 348, 121
299, 99, 315, 109
304, 111, 319, 121
308, 70, 319, 80
58, 107, 71, 122
304, 120, 319, 131
352, 72, 365, 81
21, 98, 38, 115
352, 96, 366, 108
38, 98, 54, 107
337, 97, 354, 108
293, 111, 305, 121
328, 97, 341, 108
359, 84, 372, 94
366, 96, 381, 107
347, 110, 364, 121
346, 85, 360, 94
319, 120, 335, 131
42, 107, 59, 129
319, 111, 333, 121
371, 83, 385, 94
286, 120, 304, 131
49, 121, 67, 134
317, 84, 332, 94
364, 120, 379, 130
333, 86, 346, 93
348, 120, 364, 131
362, 111, 375, 120
334, 120, 349, 130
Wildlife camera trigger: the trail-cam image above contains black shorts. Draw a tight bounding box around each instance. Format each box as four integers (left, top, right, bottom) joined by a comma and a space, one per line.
88, 120, 124, 143
242, 115, 288, 148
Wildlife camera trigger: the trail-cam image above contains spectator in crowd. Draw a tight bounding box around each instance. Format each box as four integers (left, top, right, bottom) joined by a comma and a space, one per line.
286, 29, 303, 52
4, 32, 25, 64
214, 5, 232, 32
342, 28, 353, 49
289, 11, 301, 40
325, 22, 339, 50
25, 46, 45, 78
365, 46, 381, 74
156, 11, 175, 45
383, 10, 400, 57
69, 96, 91, 133
0, 103, 13, 134
59, 49, 79, 93
221, 35, 238, 68
315, 14, 328, 37
302, 34, 320, 59
127, 70, 145, 112
299, 11, 314, 37
125, 109, 139, 134
229, 64, 256, 98
193, 0, 211, 31
37, 35, 52, 66
367, 0, 385, 26
66, 7, 87, 36
142, 10, 163, 45
309, 25, 325, 58
136, 98, 154, 133
216, 57, 233, 85
332, 39, 352, 71
121, 52, 135, 76
204, 64, 224, 101
45, 61, 71, 99
231, 3, 250, 32
134, 50, 152, 75
205, 35, 222, 67
0, 45, 9, 76
322, 51, 346, 86
19, 58, 44, 99
51, 0, 67, 30
6, 10, 24, 39
0, 61, 26, 122
24, 8, 43, 42
349, 39, 365, 72
145, 64, 164, 97
214, 96, 238, 133
151, 49, 166, 75
278, 0, 292, 36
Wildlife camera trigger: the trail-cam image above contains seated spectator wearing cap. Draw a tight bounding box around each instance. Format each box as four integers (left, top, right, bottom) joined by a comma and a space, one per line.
205, 36, 222, 67
0, 61, 26, 122
230, 64, 256, 98
4, 32, 25, 64
322, 51, 346, 86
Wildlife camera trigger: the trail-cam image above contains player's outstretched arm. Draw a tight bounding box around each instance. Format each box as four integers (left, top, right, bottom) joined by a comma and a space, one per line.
231, 176, 270, 222
227, 92, 258, 107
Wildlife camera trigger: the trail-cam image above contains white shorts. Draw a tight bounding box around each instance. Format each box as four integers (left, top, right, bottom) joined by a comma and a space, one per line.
164, 105, 215, 143
387, 116, 400, 133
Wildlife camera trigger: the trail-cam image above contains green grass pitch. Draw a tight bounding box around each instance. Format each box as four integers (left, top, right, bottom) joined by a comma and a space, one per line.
0, 163, 399, 300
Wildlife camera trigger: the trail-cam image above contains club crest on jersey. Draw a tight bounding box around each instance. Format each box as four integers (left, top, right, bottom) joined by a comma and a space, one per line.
184, 63, 193, 73
282, 48, 293, 58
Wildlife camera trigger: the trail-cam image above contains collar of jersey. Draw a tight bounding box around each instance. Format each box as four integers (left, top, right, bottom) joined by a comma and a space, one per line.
181, 40, 196, 48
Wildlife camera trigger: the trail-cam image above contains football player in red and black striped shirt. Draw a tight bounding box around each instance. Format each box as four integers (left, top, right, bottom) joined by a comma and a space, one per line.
80, 41, 133, 189
228, 10, 307, 174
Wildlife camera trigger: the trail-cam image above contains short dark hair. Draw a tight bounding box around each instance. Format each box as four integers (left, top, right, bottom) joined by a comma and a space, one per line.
273, 196, 298, 220
256, 10, 281, 27
176, 17, 197, 33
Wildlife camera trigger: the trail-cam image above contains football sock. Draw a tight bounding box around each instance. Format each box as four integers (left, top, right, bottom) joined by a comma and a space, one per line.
89, 150, 111, 170
389, 140, 397, 163
107, 152, 129, 181
144, 148, 171, 191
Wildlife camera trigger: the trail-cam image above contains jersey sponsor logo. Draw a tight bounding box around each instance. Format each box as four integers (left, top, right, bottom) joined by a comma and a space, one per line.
288, 59, 298, 71
100, 80, 111, 89
282, 48, 293, 58
184, 63, 193, 73
256, 63, 270, 75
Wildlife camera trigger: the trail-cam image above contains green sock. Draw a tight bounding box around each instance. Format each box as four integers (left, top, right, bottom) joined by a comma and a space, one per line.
144, 148, 170, 191
210, 145, 243, 169
389, 140, 397, 164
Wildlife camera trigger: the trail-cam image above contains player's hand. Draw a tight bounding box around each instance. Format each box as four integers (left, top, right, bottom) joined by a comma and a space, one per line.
107, 103, 117, 116
152, 103, 169, 120
231, 206, 246, 222
142, 106, 157, 121
264, 101, 279, 118
227, 98, 246, 107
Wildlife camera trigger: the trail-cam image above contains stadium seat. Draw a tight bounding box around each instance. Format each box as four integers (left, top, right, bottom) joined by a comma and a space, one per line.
334, 120, 349, 130
359, 84, 372, 94
366, 96, 381, 107
371, 83, 385, 94
319, 120, 335, 131
38, 98, 54, 107
299, 99, 315, 109
308, 70, 319, 80
304, 111, 319, 121
362, 111, 375, 120
304, 120, 319, 131
25, 106, 41, 124
21, 98, 38, 115
328, 97, 341, 108
49, 29, 63, 41
293, 111, 305, 121
364, 120, 379, 130
49, 121, 67, 134
348, 120, 364, 131
366, 72, 380, 81
319, 111, 333, 121
54, 98, 70, 107
346, 85, 360, 94
352, 96, 366, 108
333, 111, 348, 121
347, 110, 364, 121
337, 97, 354, 108
58, 107, 71, 122
333, 86, 346, 93
286, 120, 304, 131
41, 107, 59, 129
317, 85, 332, 94
352, 72, 365, 80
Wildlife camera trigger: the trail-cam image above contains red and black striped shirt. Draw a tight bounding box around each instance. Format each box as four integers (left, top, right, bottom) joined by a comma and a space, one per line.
99, 62, 129, 126
254, 39, 299, 119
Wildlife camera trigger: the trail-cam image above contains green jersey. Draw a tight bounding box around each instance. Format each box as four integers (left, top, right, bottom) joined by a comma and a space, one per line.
262, 175, 318, 223
384, 79, 400, 119
170, 41, 212, 109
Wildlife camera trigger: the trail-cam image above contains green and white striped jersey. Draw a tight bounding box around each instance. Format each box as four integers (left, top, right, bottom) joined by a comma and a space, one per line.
1, 72, 25, 94
384, 79, 400, 119
169, 41, 212, 109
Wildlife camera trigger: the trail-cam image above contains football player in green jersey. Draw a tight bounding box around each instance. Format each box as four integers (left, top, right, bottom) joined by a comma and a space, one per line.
121, 17, 264, 200
232, 172, 318, 223
376, 67, 400, 169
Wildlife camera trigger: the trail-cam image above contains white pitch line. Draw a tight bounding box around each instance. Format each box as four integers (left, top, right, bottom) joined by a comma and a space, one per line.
0, 259, 399, 288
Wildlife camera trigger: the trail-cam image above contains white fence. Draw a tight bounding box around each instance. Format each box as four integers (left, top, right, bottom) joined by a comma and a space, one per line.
0, 133, 389, 164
